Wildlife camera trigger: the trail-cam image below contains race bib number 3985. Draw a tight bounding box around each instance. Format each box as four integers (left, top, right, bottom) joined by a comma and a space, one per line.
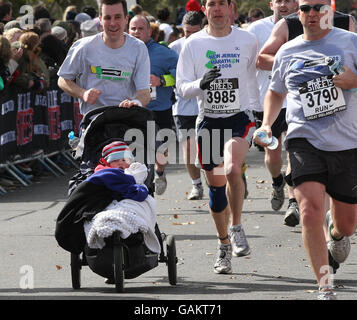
204, 78, 240, 114
299, 75, 346, 121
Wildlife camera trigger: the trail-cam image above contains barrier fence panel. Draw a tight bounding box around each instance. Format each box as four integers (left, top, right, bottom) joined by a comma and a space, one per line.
0, 84, 82, 164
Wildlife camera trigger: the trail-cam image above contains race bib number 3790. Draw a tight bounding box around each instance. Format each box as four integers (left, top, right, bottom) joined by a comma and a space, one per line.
204, 78, 240, 114
299, 75, 346, 121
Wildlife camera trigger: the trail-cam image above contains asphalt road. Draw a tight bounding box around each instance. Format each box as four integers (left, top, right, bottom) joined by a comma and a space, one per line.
1, 146, 356, 303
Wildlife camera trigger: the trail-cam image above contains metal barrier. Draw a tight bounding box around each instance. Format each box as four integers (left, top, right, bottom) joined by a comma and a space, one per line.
0, 149, 79, 195
0, 80, 82, 195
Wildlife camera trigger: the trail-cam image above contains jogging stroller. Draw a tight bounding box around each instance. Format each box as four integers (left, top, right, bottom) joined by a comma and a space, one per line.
55, 106, 177, 292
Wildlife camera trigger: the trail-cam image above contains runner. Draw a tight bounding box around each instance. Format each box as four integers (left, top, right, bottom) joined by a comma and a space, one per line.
257, 1, 356, 71
169, 11, 204, 200
254, 0, 357, 299
254, 0, 356, 272
177, 0, 260, 274
247, 0, 300, 227
128, 14, 178, 196
58, 0, 150, 116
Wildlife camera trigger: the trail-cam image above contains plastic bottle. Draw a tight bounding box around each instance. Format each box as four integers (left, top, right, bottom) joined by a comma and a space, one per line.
68, 131, 80, 150
256, 131, 279, 150
325, 57, 357, 93
0, 76, 4, 91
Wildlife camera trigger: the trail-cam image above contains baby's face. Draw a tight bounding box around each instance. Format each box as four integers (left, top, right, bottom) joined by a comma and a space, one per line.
109, 158, 131, 169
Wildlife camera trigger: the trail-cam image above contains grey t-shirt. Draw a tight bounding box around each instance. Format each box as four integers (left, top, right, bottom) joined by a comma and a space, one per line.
270, 27, 357, 151
58, 32, 150, 115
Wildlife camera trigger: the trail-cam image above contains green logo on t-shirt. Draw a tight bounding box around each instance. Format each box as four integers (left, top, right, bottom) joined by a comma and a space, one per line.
205, 50, 240, 69
90, 65, 132, 81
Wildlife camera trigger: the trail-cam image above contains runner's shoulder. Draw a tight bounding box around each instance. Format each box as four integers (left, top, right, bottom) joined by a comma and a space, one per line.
230, 26, 259, 46
246, 16, 274, 33
125, 32, 148, 50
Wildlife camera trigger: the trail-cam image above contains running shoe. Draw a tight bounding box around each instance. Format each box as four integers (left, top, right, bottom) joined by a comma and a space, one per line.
271, 179, 286, 211
214, 243, 232, 274
328, 250, 340, 274
230, 225, 251, 257
155, 172, 167, 195
317, 286, 337, 300
326, 210, 351, 263
284, 201, 300, 227
188, 183, 204, 200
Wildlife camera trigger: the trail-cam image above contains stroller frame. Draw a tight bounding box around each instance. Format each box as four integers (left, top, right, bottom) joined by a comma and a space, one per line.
68, 106, 177, 292
71, 231, 177, 292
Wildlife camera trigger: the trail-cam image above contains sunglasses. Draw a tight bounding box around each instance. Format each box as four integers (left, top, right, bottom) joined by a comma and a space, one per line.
299, 4, 326, 12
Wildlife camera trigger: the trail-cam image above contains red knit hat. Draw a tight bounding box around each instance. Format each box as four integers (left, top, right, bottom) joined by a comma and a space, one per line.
186, 0, 202, 12
101, 141, 134, 163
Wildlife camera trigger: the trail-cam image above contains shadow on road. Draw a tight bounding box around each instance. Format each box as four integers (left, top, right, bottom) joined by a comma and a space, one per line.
3, 272, 356, 299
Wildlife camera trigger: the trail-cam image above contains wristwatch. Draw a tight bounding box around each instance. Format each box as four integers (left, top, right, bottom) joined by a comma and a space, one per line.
160, 76, 166, 87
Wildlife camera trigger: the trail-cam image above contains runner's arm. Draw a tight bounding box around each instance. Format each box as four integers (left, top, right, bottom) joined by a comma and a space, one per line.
332, 66, 357, 90
247, 39, 261, 111
119, 89, 151, 108
262, 89, 286, 128
350, 15, 357, 33
176, 45, 202, 99
256, 19, 289, 71
254, 89, 286, 146
134, 89, 151, 106
58, 77, 86, 100
58, 77, 102, 104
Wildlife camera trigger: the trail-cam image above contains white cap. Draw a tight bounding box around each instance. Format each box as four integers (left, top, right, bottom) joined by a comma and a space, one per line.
80, 19, 98, 37
74, 12, 91, 23
51, 26, 67, 41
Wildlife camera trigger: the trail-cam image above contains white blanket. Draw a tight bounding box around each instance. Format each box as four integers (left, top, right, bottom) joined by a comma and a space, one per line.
84, 196, 160, 253
83, 163, 160, 253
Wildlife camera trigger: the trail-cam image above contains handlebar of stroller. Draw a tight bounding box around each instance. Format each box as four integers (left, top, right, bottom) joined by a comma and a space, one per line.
81, 106, 152, 129
81, 106, 119, 128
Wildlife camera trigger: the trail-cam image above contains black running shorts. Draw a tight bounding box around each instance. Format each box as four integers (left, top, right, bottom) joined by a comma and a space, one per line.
286, 138, 357, 204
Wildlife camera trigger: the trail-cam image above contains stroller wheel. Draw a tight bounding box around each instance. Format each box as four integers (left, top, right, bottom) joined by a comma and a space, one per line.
70, 253, 81, 289
166, 235, 177, 285
113, 243, 125, 293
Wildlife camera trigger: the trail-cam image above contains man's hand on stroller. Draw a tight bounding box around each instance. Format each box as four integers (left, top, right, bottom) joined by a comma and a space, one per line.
119, 99, 143, 108
83, 88, 102, 104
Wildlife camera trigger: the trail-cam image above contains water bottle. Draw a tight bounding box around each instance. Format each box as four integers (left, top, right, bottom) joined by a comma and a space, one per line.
68, 131, 80, 150
0, 76, 4, 91
256, 130, 279, 150
325, 57, 357, 93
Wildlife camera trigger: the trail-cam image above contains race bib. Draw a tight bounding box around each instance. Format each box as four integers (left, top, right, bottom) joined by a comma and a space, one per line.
150, 86, 157, 101
299, 75, 346, 121
204, 78, 240, 114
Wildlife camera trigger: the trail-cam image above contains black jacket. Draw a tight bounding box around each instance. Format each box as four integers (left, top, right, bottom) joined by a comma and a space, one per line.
55, 179, 116, 254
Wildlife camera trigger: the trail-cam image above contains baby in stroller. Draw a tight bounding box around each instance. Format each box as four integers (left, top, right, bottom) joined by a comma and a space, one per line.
83, 141, 161, 254
97, 140, 134, 170
55, 106, 177, 291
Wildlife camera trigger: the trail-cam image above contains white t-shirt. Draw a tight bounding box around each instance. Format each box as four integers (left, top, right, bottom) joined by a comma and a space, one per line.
159, 23, 173, 43
247, 16, 287, 110
176, 26, 260, 123
169, 37, 199, 116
